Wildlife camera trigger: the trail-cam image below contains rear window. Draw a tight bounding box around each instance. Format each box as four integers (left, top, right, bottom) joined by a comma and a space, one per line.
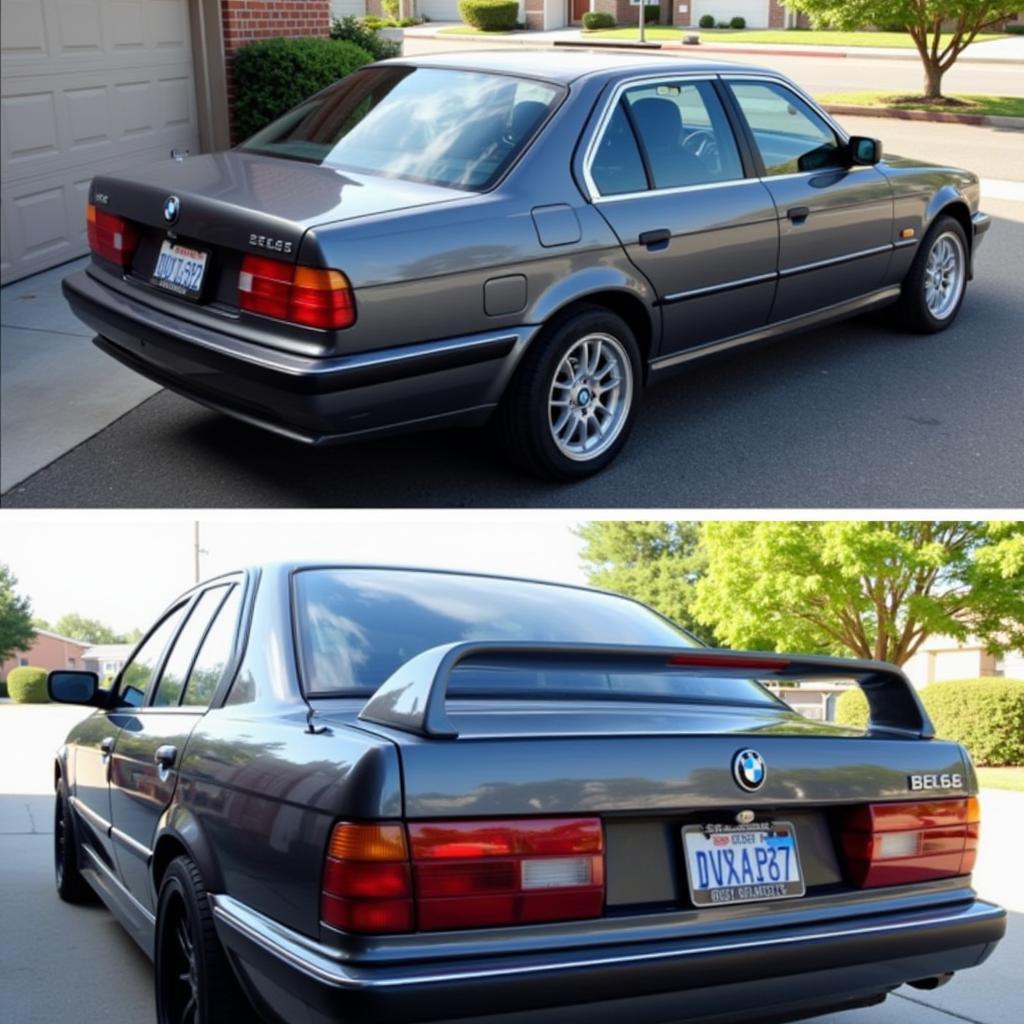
294, 569, 777, 708
239, 66, 562, 192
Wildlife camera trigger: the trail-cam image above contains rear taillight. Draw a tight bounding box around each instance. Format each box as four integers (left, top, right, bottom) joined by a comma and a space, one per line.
322, 818, 604, 935
238, 255, 355, 329
840, 797, 980, 888
86, 202, 138, 267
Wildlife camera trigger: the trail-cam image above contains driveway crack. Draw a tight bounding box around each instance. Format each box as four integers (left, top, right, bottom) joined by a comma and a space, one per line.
893, 991, 992, 1024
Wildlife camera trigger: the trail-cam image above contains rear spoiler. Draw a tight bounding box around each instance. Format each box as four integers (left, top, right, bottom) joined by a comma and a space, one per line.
357, 643, 934, 740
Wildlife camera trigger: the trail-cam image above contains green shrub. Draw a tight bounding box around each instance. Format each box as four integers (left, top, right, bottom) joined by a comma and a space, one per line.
1006, 24, 1024, 35
730, 15, 746, 29
834, 678, 1024, 767
458, 0, 519, 31
332, 16, 401, 59
644, 4, 660, 22
7, 666, 49, 704
382, 0, 399, 18
582, 11, 616, 29
232, 36, 375, 141
699, 14, 715, 27
716, 20, 730, 28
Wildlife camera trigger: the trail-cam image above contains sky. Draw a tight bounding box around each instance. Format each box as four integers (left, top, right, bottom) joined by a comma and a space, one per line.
1, 514, 590, 634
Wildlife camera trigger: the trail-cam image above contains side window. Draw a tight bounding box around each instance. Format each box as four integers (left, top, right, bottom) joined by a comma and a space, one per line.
727, 81, 842, 176
118, 604, 188, 709
591, 101, 648, 197
182, 586, 242, 708
622, 80, 744, 190
151, 587, 230, 707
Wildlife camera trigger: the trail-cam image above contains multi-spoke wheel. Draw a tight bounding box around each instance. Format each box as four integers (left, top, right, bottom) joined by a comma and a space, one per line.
156, 856, 249, 1024
54, 778, 93, 903
497, 306, 641, 479
894, 214, 970, 333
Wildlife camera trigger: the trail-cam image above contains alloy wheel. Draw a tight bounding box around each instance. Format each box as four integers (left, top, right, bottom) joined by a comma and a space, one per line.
923, 231, 965, 321
160, 896, 201, 1024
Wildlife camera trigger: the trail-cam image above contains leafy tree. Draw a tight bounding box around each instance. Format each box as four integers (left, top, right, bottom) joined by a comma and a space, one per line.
54, 613, 125, 645
0, 564, 35, 663
787, 2, 1024, 99
576, 521, 713, 639
693, 521, 1024, 666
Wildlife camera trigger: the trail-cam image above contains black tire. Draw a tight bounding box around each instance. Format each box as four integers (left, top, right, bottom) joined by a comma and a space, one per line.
496, 305, 642, 480
54, 779, 94, 903
894, 214, 970, 334
155, 856, 250, 1024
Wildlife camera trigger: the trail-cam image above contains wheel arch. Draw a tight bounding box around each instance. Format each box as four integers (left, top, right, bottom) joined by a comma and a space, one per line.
152, 804, 224, 899
925, 190, 974, 274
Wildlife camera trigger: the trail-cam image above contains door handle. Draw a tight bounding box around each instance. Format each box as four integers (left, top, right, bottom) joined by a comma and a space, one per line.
787, 206, 810, 224
100, 737, 115, 756
639, 228, 671, 250
154, 745, 178, 769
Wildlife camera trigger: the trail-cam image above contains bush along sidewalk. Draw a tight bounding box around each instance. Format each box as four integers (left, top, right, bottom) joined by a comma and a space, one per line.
6, 666, 49, 704
458, 0, 520, 31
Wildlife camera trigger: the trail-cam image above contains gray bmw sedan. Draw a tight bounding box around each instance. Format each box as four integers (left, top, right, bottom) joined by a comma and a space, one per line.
63, 52, 991, 479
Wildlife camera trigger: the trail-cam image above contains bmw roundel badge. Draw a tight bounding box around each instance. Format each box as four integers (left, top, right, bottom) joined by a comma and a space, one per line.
733, 749, 766, 792
163, 195, 180, 224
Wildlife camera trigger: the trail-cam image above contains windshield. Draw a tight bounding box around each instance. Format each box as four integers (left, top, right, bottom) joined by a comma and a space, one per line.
240, 66, 562, 191
294, 568, 703, 695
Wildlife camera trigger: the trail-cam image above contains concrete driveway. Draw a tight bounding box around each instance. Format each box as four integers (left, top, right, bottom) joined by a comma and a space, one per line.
0, 701, 1019, 1024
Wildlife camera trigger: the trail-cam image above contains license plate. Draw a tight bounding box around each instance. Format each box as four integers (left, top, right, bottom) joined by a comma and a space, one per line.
682, 822, 804, 907
151, 239, 208, 300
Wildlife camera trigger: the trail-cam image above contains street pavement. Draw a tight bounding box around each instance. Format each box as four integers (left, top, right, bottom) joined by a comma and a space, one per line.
0, 702, 1020, 1024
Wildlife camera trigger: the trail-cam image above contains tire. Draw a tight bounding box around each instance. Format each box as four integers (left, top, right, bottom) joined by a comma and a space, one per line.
894, 214, 969, 333
54, 779, 94, 903
496, 305, 642, 480
155, 856, 250, 1024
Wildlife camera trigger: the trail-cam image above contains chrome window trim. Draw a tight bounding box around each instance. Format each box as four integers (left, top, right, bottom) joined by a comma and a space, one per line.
593, 176, 756, 206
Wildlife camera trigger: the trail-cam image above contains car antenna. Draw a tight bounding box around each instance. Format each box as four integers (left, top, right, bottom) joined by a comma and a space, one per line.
305, 704, 329, 735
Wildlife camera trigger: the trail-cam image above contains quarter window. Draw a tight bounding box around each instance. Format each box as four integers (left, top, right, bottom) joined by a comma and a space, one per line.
152, 587, 231, 707
118, 604, 188, 709
590, 102, 649, 197
727, 81, 842, 176
182, 586, 242, 708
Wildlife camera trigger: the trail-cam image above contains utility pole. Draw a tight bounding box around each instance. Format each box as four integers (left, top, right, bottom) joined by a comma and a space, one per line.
639, 0, 646, 43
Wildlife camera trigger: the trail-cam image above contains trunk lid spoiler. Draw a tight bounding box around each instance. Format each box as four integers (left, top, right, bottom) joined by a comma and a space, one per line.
358, 643, 934, 741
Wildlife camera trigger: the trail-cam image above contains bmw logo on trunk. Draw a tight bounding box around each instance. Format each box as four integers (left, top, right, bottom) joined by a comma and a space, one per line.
163, 195, 180, 224
733, 749, 766, 791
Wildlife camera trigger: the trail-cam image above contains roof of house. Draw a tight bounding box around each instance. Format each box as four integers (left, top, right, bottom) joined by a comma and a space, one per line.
81, 643, 134, 660
33, 629, 92, 649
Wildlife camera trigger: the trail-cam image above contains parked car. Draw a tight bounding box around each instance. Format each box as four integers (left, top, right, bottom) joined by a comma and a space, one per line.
49, 564, 1004, 1024
62, 53, 989, 479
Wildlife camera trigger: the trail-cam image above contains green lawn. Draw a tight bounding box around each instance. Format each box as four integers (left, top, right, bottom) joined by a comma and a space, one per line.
588, 28, 1000, 48
817, 91, 1024, 119
976, 767, 1024, 792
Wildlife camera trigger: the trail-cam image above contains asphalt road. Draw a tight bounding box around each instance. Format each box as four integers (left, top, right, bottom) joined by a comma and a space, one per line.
1, 703, 1021, 1024
5, 187, 1022, 509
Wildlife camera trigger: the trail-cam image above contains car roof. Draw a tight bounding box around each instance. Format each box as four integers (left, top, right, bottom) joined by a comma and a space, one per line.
379, 49, 771, 84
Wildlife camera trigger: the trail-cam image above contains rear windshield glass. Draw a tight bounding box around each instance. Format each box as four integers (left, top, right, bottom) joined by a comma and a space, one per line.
294, 569, 778, 707
239, 66, 562, 191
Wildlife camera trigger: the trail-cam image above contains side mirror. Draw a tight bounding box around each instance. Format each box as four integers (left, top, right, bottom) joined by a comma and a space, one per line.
48, 670, 104, 707
848, 136, 882, 166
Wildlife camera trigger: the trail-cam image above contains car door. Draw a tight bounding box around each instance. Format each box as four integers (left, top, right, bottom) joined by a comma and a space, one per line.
724, 77, 894, 322
586, 75, 779, 361
108, 583, 240, 909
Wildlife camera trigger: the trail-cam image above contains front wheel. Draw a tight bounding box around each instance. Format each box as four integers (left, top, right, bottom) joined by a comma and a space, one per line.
894, 215, 969, 333
54, 780, 94, 903
497, 306, 641, 480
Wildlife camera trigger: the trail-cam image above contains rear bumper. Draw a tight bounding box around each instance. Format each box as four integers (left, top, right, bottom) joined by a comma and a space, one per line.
211, 893, 1005, 1024
62, 269, 535, 444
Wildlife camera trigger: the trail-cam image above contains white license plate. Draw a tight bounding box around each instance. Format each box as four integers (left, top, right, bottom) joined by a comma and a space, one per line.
151, 239, 208, 299
682, 822, 804, 907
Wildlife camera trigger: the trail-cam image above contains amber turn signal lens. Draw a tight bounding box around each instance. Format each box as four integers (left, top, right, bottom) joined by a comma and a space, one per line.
328, 822, 407, 862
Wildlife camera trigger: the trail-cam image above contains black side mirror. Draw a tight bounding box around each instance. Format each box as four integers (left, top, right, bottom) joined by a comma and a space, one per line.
48, 670, 104, 707
848, 136, 882, 166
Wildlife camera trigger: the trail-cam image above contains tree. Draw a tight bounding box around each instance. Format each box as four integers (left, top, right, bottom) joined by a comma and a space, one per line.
787, 2, 1024, 99
0, 564, 36, 664
692, 521, 1024, 666
54, 613, 125, 645
576, 521, 713, 639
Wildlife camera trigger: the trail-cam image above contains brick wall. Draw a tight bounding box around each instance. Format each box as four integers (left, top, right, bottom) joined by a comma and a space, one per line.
524, 0, 544, 30
768, 0, 784, 28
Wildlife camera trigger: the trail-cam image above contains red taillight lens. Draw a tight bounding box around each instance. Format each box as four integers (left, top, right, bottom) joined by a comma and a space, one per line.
86, 202, 138, 267
840, 797, 980, 888
238, 255, 355, 329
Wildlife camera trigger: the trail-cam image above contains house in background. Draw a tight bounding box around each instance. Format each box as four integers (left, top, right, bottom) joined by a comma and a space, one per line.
82, 643, 135, 680
902, 635, 1024, 688
0, 629, 90, 678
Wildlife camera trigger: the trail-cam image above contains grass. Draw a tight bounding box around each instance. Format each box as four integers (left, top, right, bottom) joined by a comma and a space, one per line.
438, 26, 518, 34
588, 28, 1001, 48
817, 91, 1024, 118
976, 767, 1024, 792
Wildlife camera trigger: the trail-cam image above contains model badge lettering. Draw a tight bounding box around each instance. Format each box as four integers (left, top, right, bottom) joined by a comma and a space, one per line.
909, 773, 964, 790
249, 233, 293, 254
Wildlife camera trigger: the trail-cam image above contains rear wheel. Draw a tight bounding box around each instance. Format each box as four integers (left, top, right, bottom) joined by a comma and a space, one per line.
497, 306, 641, 480
54, 779, 93, 903
894, 215, 969, 333
155, 856, 249, 1024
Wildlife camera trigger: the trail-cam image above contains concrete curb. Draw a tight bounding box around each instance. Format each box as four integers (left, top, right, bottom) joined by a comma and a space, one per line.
823, 103, 1024, 130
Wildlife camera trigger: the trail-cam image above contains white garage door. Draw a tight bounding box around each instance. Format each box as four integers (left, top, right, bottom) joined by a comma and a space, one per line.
688, 0, 771, 28
1, 0, 200, 284
330, 0, 367, 18
418, 0, 462, 21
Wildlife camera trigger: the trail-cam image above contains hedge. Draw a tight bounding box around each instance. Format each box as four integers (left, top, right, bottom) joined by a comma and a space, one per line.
582, 12, 616, 29
232, 37, 375, 142
835, 678, 1024, 767
7, 666, 49, 704
699, 14, 715, 27
458, 0, 519, 31
331, 16, 401, 60
730, 16, 746, 29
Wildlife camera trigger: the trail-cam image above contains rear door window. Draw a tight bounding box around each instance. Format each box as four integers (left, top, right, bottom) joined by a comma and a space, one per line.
151, 587, 231, 707
590, 102, 649, 197
117, 604, 188, 709
182, 586, 242, 707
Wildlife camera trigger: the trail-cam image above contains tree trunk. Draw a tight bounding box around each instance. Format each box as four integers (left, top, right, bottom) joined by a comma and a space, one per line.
923, 59, 944, 100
